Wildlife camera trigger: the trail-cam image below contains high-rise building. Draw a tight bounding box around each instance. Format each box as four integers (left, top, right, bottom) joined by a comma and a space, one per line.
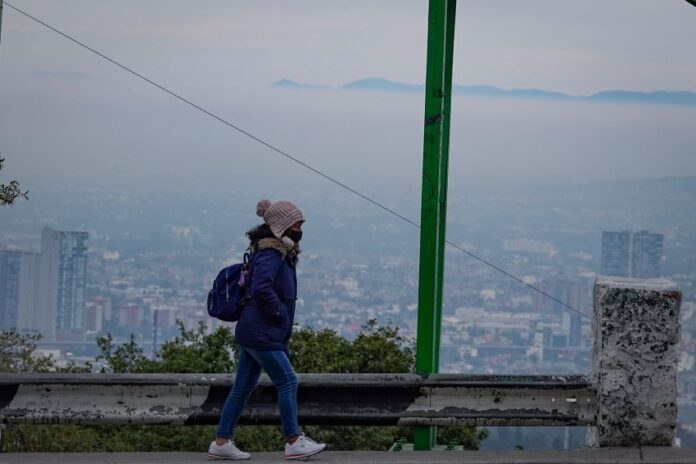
600, 230, 664, 278
85, 296, 111, 332
631, 230, 664, 278
37, 228, 89, 341
0, 251, 22, 330
0, 250, 40, 332
0, 229, 89, 341
534, 280, 588, 349
546, 281, 588, 348
562, 311, 583, 348
600, 231, 631, 277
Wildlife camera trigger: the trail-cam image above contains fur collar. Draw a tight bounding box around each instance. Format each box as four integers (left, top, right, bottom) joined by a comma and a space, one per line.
253, 237, 300, 266
247, 223, 275, 242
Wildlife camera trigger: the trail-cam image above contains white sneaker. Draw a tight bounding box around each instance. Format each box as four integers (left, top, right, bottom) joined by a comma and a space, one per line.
285, 434, 326, 460
208, 440, 251, 460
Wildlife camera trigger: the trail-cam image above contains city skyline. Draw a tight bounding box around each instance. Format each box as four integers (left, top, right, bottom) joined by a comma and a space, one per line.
1, 0, 695, 454
0, 227, 88, 341
0, 178, 691, 367
1, 177, 694, 446
600, 230, 664, 279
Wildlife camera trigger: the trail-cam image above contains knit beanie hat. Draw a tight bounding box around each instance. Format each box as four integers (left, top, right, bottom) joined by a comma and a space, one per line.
256, 199, 305, 239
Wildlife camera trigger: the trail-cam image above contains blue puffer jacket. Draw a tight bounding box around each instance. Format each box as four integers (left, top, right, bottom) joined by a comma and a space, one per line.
235, 239, 298, 354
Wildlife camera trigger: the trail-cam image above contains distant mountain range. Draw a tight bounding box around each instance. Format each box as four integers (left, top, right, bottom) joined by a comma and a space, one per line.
272, 78, 696, 107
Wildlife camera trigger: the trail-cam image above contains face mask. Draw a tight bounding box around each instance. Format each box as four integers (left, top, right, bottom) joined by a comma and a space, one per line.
286, 230, 303, 243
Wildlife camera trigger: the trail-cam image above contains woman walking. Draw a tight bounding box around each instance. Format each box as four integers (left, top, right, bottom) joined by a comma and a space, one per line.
208, 199, 326, 461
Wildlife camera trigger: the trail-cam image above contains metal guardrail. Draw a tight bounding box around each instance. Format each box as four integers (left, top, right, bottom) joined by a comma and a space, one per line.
0, 373, 595, 427
0, 278, 683, 449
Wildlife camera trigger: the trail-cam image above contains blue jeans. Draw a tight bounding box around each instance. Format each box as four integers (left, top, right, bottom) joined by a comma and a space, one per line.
216, 347, 300, 439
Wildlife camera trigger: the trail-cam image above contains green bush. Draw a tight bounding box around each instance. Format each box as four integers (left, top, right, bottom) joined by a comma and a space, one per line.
0, 321, 486, 452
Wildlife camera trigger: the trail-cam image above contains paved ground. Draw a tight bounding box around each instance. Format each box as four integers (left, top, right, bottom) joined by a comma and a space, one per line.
0, 449, 695, 464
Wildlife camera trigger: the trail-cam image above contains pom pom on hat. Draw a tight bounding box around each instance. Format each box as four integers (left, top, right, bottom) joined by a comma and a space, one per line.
256, 199, 272, 217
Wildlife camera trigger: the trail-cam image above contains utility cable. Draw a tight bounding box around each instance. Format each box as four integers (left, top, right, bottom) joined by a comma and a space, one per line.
440, 240, 589, 318
5, 1, 592, 319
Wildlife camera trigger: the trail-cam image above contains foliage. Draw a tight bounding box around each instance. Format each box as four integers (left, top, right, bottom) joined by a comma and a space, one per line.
1, 423, 291, 453
290, 319, 414, 373
56, 359, 94, 373
0, 155, 28, 206
156, 321, 237, 373
0, 329, 95, 452
0, 329, 54, 373
233, 426, 285, 452
1, 424, 218, 452
290, 326, 353, 372
1, 320, 486, 452
0, 328, 93, 374
290, 321, 481, 451
96, 322, 237, 374
438, 424, 490, 450
349, 319, 415, 373
96, 333, 156, 373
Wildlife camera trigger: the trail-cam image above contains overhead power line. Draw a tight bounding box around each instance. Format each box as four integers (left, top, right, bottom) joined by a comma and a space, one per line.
5, 1, 590, 320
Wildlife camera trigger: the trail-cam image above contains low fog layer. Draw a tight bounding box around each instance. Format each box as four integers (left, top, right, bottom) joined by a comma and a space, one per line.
1, 86, 695, 194
0, 0, 695, 194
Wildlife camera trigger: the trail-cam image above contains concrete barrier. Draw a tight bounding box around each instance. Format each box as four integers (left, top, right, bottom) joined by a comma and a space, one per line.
592, 277, 682, 447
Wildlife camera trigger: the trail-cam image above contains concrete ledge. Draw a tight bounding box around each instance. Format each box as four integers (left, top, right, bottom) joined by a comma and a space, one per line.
593, 277, 682, 447
1, 449, 695, 464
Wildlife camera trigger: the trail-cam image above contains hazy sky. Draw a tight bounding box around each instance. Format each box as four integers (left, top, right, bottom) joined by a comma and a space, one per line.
1, 0, 695, 192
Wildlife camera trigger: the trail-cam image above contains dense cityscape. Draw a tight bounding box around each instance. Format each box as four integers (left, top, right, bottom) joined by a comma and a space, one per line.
0, 0, 694, 458
1, 177, 695, 446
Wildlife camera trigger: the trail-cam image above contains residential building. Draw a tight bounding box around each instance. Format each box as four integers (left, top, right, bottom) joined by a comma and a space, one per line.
38, 228, 89, 341
0, 250, 40, 332
631, 230, 664, 278
600, 231, 631, 277
600, 230, 664, 278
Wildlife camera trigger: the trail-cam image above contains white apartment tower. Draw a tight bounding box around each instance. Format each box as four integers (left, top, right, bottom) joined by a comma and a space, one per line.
39, 228, 89, 341
0, 228, 88, 341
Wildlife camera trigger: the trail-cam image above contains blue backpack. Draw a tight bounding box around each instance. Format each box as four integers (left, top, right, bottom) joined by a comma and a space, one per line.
207, 252, 252, 322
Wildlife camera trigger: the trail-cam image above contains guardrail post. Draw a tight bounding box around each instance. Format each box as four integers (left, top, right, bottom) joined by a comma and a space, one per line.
592, 277, 681, 447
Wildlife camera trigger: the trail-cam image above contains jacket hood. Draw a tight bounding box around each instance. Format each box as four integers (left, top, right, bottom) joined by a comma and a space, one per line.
247, 224, 300, 265
246, 224, 275, 243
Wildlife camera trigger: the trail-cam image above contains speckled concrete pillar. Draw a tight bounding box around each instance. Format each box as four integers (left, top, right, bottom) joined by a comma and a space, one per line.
593, 277, 681, 447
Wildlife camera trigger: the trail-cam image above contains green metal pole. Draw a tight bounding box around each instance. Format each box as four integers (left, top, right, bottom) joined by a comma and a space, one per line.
414, 0, 457, 451
0, 0, 4, 47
